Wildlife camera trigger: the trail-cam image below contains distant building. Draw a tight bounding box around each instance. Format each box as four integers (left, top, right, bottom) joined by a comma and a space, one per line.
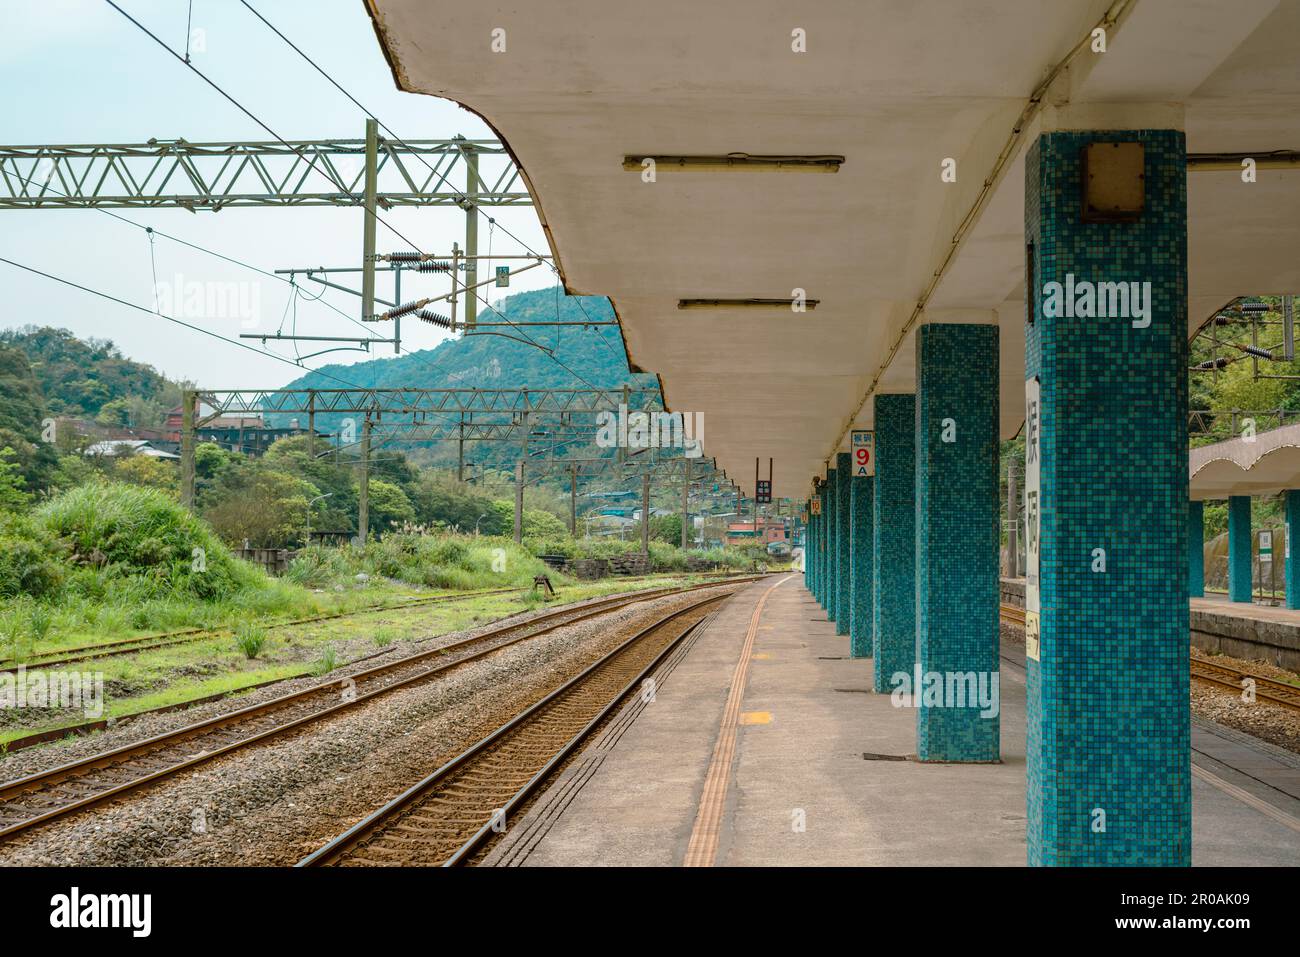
164, 406, 319, 457
83, 439, 179, 460
724, 520, 790, 548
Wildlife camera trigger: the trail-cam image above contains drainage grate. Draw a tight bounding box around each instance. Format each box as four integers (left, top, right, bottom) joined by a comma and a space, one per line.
833, 688, 873, 694
862, 752, 912, 762
818, 656, 850, 660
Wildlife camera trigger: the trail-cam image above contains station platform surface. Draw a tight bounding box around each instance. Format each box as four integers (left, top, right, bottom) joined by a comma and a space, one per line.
485, 576, 1300, 867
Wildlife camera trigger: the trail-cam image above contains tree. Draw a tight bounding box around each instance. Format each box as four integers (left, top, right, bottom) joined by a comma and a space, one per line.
202, 470, 319, 547
0, 447, 30, 511
367, 479, 416, 534
112, 454, 178, 493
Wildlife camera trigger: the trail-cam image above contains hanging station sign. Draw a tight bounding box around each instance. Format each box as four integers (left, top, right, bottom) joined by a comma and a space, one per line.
851, 430, 875, 477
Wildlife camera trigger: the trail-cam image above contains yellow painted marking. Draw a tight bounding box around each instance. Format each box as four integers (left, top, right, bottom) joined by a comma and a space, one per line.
684, 576, 792, 867
752, 653, 772, 660
739, 711, 772, 725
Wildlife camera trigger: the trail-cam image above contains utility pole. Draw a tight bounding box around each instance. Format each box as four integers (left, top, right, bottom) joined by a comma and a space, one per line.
514, 459, 524, 543
457, 417, 465, 482
570, 463, 578, 536
357, 413, 371, 546
360, 118, 378, 326
307, 390, 316, 460
463, 138, 479, 330
681, 459, 691, 549
1007, 463, 1019, 578
641, 472, 651, 555
180, 388, 196, 509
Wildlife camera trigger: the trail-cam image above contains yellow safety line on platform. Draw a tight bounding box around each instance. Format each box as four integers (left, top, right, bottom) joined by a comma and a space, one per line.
1191, 764, 1300, 834
683, 575, 791, 867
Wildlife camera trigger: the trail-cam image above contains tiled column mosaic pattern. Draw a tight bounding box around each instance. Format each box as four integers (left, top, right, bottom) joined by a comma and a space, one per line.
819, 474, 832, 612
850, 473, 874, 657
1025, 129, 1190, 866
809, 497, 819, 596
1228, 496, 1252, 603
914, 323, 1000, 763
872, 394, 916, 693
835, 452, 852, 637
1288, 492, 1300, 610
1188, 500, 1204, 598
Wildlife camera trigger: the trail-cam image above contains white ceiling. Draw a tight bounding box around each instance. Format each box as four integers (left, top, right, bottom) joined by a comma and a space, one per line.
366, 0, 1300, 497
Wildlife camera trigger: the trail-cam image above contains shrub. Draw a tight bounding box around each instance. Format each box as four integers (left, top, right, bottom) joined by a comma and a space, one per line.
35, 482, 260, 600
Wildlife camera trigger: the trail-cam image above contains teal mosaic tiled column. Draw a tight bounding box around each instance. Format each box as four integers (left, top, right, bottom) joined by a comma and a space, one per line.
1287, 492, 1300, 610
849, 473, 873, 656
819, 473, 832, 612
835, 451, 852, 636
873, 394, 916, 694
1025, 129, 1190, 866
1228, 495, 1252, 603
1188, 500, 1204, 598
915, 323, 1000, 763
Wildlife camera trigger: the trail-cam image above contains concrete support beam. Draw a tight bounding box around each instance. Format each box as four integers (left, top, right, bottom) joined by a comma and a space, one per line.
1188, 500, 1204, 598
915, 323, 1000, 763
1228, 495, 1253, 603
872, 394, 916, 694
849, 472, 874, 658
835, 451, 852, 637
1025, 128, 1190, 866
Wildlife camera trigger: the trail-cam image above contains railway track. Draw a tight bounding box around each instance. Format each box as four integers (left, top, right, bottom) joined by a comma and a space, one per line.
299, 591, 727, 867
998, 603, 1300, 713
0, 578, 758, 842
0, 571, 759, 675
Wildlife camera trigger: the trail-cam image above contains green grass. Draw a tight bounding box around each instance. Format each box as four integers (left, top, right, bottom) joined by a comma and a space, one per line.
0, 571, 727, 748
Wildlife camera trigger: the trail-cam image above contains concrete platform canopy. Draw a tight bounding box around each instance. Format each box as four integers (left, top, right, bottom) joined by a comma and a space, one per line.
364, 0, 1300, 498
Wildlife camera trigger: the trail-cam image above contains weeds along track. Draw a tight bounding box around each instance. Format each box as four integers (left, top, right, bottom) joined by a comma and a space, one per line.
0, 571, 762, 675
299, 592, 727, 867
0, 586, 524, 675
0, 579, 759, 842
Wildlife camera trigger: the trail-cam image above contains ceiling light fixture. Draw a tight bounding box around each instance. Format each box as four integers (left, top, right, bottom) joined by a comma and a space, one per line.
677, 298, 819, 310
623, 154, 843, 173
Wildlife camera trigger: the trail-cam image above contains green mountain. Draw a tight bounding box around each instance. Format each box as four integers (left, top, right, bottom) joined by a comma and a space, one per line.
0, 326, 178, 422
282, 288, 650, 393
277, 288, 658, 474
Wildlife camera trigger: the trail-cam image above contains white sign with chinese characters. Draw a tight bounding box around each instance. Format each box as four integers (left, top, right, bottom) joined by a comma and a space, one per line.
1024, 376, 1041, 661
851, 430, 875, 477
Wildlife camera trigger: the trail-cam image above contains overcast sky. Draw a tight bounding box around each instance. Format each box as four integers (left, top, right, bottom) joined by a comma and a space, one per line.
0, 0, 556, 389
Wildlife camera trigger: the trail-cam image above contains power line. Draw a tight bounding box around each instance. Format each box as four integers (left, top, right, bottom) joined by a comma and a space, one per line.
0, 254, 374, 392
236, 0, 616, 392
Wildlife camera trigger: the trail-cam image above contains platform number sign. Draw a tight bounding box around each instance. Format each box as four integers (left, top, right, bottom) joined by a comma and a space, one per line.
851, 430, 875, 477
1024, 376, 1041, 661
495, 266, 510, 288
756, 480, 772, 504
810, 498, 821, 516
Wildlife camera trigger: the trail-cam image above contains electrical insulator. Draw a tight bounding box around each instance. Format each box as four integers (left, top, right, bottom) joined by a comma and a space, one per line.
1242, 345, 1273, 359
388, 251, 422, 263
1214, 315, 1235, 325
1191, 358, 1230, 371
383, 299, 425, 320
1240, 301, 1270, 314
416, 309, 453, 329
415, 260, 451, 273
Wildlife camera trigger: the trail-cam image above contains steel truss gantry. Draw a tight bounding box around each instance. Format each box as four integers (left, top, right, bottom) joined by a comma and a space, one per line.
180, 386, 726, 546
0, 137, 527, 210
